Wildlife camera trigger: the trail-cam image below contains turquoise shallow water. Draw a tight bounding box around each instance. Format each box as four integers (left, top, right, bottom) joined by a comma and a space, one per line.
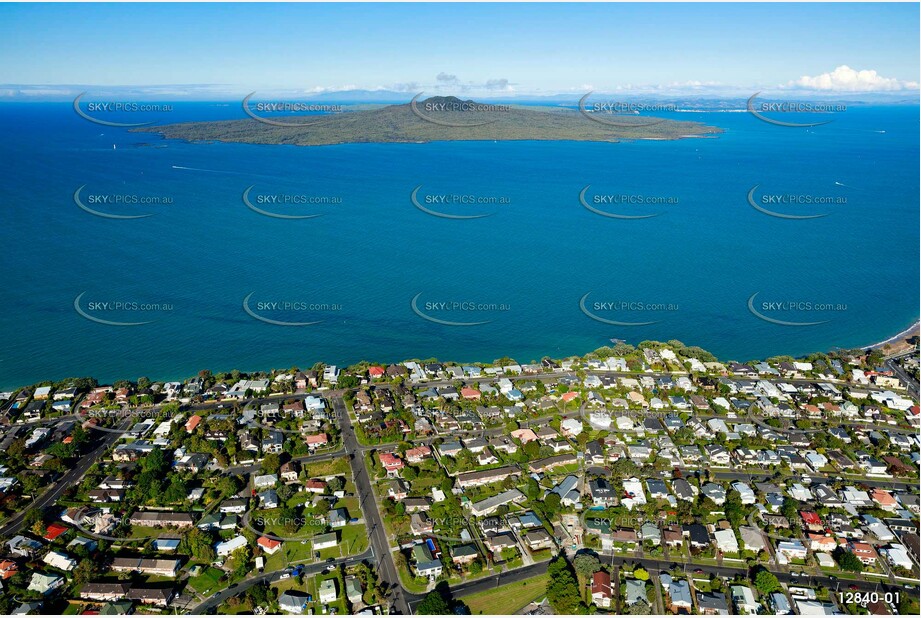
0, 102, 917, 388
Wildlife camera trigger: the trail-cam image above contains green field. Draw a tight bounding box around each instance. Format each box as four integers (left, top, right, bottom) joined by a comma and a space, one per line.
188, 566, 225, 595
303, 457, 351, 477
461, 574, 550, 615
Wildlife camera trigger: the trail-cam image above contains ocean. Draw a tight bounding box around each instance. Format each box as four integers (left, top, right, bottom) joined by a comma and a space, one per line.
0, 102, 917, 389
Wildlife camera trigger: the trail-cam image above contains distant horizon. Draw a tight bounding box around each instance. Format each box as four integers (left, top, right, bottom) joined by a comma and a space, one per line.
1, 3, 918, 99
1, 85, 920, 104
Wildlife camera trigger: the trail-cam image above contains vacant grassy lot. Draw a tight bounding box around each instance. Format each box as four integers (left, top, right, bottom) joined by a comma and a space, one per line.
188, 566, 225, 595
461, 573, 549, 615
304, 457, 351, 477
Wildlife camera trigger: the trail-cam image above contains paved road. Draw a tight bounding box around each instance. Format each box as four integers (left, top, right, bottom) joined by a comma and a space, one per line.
333, 396, 412, 615
711, 469, 919, 492
189, 550, 372, 614
0, 418, 129, 537
886, 355, 919, 399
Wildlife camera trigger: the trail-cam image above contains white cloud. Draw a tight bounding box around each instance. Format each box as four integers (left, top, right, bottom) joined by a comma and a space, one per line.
484, 78, 513, 91
788, 65, 918, 92
389, 82, 419, 92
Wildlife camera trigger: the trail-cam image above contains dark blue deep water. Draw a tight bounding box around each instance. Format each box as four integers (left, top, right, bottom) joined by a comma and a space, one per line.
0, 102, 917, 388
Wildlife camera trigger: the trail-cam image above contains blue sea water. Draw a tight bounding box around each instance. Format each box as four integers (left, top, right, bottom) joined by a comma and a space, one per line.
0, 102, 917, 389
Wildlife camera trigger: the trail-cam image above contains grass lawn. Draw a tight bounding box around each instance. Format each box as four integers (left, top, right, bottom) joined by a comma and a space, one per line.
395, 558, 431, 594
692, 579, 712, 593
286, 492, 316, 508
272, 576, 308, 596
339, 524, 369, 555
530, 548, 553, 563
188, 566, 225, 595
304, 457, 351, 478
461, 573, 550, 615
336, 496, 360, 514
128, 524, 171, 540
218, 599, 254, 614
265, 541, 314, 573
62, 602, 83, 615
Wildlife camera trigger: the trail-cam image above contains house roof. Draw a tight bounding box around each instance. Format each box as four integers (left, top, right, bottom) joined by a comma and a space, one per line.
591, 571, 612, 596
257, 536, 281, 550
43, 523, 69, 540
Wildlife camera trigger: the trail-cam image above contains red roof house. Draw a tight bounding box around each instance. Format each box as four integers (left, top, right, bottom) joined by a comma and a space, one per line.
591, 571, 612, 608
304, 433, 329, 447
379, 452, 404, 472
184, 415, 202, 433
405, 445, 432, 463
461, 387, 481, 400
257, 536, 282, 554
44, 522, 69, 541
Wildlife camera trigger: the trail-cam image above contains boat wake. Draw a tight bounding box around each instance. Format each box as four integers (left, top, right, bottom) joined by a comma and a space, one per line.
171, 165, 236, 174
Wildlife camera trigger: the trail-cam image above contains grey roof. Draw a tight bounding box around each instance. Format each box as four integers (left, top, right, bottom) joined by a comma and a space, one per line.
452, 544, 479, 558
697, 592, 729, 612
672, 478, 694, 499
471, 488, 525, 514
549, 475, 579, 499
625, 579, 647, 606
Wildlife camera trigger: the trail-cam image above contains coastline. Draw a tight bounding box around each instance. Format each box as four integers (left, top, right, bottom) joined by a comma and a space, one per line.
863, 319, 920, 352
3, 323, 919, 393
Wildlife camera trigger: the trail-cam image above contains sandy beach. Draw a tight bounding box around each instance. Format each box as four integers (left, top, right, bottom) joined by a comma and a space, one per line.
864, 319, 920, 352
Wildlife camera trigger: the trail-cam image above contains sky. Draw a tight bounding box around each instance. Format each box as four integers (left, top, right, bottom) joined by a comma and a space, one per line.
0, 2, 918, 98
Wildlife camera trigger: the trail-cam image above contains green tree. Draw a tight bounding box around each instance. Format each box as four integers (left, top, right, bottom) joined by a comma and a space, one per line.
753, 569, 779, 594
833, 548, 863, 573
724, 489, 745, 528
142, 447, 168, 475
218, 475, 243, 497
337, 375, 360, 389
417, 590, 451, 615
262, 453, 281, 474
525, 477, 541, 501
184, 527, 216, 562
573, 553, 601, 579
279, 507, 299, 534
546, 555, 588, 614
72, 558, 98, 588
780, 497, 798, 523
163, 475, 188, 504
543, 492, 562, 515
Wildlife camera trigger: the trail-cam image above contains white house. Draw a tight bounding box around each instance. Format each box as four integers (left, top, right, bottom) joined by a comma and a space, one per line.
621, 478, 647, 511
589, 411, 611, 430
560, 418, 583, 436
319, 579, 338, 603
42, 550, 77, 572
730, 585, 760, 615
714, 529, 739, 554
731, 482, 757, 505
215, 535, 248, 557
775, 540, 807, 562
881, 544, 913, 571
